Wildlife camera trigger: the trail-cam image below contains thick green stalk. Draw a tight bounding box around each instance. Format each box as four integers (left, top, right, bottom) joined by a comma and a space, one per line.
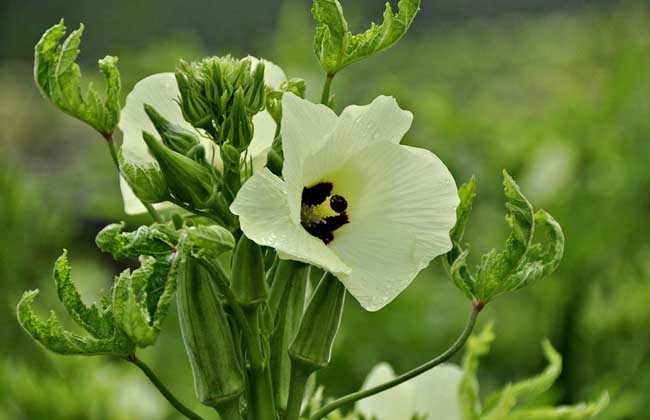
320, 73, 334, 105
283, 362, 311, 420
309, 305, 481, 420
127, 355, 204, 420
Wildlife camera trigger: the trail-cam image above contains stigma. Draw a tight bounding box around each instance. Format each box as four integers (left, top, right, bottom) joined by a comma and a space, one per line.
301, 182, 349, 244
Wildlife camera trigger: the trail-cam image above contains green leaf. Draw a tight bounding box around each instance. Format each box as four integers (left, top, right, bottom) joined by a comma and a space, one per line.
119, 149, 169, 204
53, 250, 113, 339
312, 0, 421, 74
483, 341, 563, 414
503, 393, 609, 420
183, 225, 236, 261
16, 252, 134, 357
34, 20, 121, 136
95, 222, 174, 260
445, 177, 477, 301
112, 255, 178, 347
458, 323, 495, 420
445, 171, 565, 305
474, 171, 535, 301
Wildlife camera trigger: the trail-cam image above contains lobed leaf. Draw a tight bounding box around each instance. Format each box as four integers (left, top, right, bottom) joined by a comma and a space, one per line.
503, 393, 609, 420
53, 250, 113, 339
16, 255, 135, 357
95, 222, 174, 260
112, 255, 178, 347
17, 290, 132, 356
445, 171, 565, 305
483, 341, 563, 414
312, 0, 420, 74
34, 20, 121, 136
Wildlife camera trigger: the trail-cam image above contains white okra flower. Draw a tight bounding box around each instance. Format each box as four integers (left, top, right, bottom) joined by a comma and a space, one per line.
231, 94, 459, 311
119, 57, 286, 215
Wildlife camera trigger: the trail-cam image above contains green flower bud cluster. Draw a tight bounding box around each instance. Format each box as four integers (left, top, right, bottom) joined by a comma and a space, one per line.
175, 56, 266, 151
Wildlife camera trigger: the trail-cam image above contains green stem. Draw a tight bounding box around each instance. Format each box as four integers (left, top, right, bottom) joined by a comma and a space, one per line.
104, 132, 163, 223
320, 73, 335, 105
309, 305, 481, 420
127, 355, 204, 420
284, 363, 312, 420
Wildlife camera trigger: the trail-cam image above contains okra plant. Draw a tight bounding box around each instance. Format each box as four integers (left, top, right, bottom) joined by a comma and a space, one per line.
17, 0, 608, 419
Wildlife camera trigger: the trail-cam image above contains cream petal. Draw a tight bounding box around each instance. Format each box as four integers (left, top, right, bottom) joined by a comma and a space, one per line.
412, 364, 464, 420
328, 214, 419, 311
281, 93, 338, 223
119, 73, 215, 214
119, 73, 193, 164
356, 363, 416, 420
300, 96, 413, 187
248, 110, 277, 169
117, 69, 279, 215
329, 142, 459, 272
245, 56, 288, 90
231, 169, 350, 275
245, 57, 285, 170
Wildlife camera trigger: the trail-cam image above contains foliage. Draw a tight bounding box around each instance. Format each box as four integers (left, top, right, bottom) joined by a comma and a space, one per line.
445, 172, 564, 305
34, 20, 121, 136
312, 0, 421, 74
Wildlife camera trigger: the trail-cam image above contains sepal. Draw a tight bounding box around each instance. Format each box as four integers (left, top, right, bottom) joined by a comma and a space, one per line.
143, 131, 219, 209
118, 149, 169, 204
144, 104, 202, 158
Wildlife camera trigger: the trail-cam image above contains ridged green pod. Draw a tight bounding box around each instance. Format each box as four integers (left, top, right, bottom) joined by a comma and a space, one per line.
231, 235, 268, 306
289, 273, 345, 371
176, 255, 245, 408
269, 260, 309, 412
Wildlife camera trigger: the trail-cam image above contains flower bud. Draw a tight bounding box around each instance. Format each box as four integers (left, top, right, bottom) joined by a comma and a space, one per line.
231, 235, 268, 306
246, 61, 266, 112
118, 149, 169, 204
222, 88, 254, 152
142, 131, 218, 209
175, 62, 214, 135
177, 253, 245, 407
289, 273, 345, 372
143, 103, 200, 157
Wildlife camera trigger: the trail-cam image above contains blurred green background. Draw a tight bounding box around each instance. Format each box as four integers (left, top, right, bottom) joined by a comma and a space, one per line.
1, 0, 649, 419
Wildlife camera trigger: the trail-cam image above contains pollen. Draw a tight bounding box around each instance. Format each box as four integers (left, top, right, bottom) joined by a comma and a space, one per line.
301, 182, 349, 244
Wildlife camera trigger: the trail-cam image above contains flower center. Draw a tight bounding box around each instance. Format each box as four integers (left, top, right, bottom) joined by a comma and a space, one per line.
301, 182, 349, 244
